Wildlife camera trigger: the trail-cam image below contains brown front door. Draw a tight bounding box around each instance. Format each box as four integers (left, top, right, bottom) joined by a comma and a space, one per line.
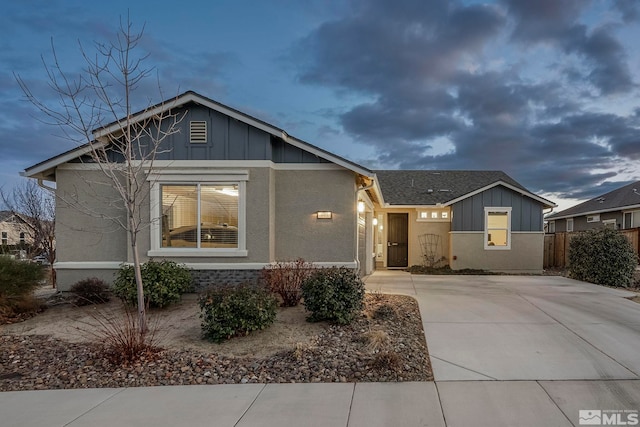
387, 213, 408, 267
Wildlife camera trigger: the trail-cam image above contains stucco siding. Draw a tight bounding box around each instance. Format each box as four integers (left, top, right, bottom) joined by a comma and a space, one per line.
275, 169, 356, 262
449, 232, 544, 273
55, 169, 128, 264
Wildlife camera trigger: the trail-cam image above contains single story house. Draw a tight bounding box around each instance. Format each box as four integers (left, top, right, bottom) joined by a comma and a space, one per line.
22, 91, 555, 290
546, 180, 640, 232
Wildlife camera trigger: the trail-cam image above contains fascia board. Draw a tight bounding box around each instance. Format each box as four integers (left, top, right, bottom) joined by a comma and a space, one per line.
443, 181, 557, 208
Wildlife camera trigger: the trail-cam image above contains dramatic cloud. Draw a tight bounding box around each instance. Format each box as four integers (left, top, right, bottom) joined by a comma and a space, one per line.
297, 0, 640, 199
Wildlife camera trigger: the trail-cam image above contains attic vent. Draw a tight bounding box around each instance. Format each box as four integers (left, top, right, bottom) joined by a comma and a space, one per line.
190, 121, 207, 143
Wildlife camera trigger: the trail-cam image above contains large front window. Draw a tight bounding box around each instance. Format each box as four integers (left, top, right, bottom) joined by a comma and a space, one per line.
161, 184, 238, 249
485, 207, 511, 250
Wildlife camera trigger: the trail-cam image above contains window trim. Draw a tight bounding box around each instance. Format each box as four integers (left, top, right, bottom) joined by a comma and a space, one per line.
623, 212, 634, 229
484, 207, 512, 250
148, 171, 248, 257
566, 218, 574, 232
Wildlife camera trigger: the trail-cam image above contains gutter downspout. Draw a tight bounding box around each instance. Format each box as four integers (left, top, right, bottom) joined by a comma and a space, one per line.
355, 181, 375, 274
37, 179, 56, 193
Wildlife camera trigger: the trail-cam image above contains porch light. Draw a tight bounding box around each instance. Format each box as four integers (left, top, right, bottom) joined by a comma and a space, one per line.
357, 201, 365, 213
373, 218, 378, 226
317, 211, 332, 219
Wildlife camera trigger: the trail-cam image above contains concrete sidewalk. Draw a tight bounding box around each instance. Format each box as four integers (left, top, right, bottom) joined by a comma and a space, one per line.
2, 380, 640, 426
3, 272, 640, 426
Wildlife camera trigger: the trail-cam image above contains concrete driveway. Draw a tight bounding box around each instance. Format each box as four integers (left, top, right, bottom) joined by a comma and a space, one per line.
365, 271, 640, 381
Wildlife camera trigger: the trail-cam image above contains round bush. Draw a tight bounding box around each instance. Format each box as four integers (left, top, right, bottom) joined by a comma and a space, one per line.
301, 267, 365, 325
569, 228, 637, 287
70, 277, 111, 305
199, 285, 278, 343
113, 260, 193, 308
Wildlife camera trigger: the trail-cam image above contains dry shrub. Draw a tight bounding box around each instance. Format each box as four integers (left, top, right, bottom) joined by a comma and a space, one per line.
79, 303, 164, 365
372, 303, 396, 320
0, 294, 45, 324
362, 329, 390, 353
371, 351, 402, 372
262, 259, 313, 307
368, 290, 386, 303
70, 277, 111, 306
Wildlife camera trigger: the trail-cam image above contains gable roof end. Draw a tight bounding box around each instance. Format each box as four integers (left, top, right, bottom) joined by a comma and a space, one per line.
374, 170, 555, 208
23, 91, 373, 180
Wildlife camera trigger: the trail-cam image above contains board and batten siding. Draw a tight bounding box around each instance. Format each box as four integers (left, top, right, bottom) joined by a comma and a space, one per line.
451, 186, 544, 232
145, 103, 329, 163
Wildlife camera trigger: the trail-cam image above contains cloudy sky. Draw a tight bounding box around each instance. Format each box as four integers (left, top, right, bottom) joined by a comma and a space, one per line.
2, 0, 640, 211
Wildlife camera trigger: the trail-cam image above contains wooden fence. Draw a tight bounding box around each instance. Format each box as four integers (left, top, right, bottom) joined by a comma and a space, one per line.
544, 228, 640, 269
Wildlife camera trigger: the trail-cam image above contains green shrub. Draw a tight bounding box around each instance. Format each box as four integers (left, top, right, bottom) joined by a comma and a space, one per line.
70, 277, 111, 305
113, 260, 193, 308
301, 267, 365, 325
261, 258, 313, 307
199, 285, 278, 343
0, 256, 44, 298
569, 228, 638, 287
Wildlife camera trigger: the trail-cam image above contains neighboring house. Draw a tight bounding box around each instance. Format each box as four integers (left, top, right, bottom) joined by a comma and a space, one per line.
0, 211, 32, 247
546, 181, 640, 233
22, 91, 555, 291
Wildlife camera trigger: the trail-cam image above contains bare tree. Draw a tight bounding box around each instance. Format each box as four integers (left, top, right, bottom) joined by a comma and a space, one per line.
0, 179, 56, 286
16, 17, 181, 332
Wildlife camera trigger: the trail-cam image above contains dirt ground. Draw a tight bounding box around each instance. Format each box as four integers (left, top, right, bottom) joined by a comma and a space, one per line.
2, 293, 327, 359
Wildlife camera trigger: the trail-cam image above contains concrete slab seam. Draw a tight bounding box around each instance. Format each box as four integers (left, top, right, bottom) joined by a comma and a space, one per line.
518, 293, 640, 378
233, 383, 267, 427
430, 355, 497, 380
535, 380, 574, 426
344, 383, 357, 427
63, 388, 128, 427
433, 382, 449, 427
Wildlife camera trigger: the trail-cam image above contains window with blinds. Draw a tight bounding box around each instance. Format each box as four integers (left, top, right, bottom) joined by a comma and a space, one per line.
161, 184, 238, 248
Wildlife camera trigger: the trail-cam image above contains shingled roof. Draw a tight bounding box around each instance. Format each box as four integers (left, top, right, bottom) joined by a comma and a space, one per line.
374, 170, 546, 206
546, 180, 640, 220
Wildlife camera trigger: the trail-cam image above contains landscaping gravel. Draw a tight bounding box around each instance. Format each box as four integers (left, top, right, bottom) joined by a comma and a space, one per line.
0, 294, 432, 391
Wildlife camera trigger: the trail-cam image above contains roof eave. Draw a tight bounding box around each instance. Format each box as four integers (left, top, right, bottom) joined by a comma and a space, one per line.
546, 204, 640, 220
443, 181, 557, 208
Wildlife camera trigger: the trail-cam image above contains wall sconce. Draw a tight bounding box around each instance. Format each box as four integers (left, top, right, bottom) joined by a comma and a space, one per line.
316, 211, 332, 219
372, 218, 378, 226
357, 201, 365, 213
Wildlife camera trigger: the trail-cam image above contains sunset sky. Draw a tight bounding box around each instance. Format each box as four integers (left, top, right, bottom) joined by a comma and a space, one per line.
2, 0, 640, 210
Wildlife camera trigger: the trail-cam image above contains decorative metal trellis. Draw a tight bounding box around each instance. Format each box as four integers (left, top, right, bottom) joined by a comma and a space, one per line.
418, 234, 442, 267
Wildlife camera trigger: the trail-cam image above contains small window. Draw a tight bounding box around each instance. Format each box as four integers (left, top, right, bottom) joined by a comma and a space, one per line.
1, 231, 7, 245
431, 212, 438, 219
624, 212, 633, 229
420, 211, 428, 219
587, 214, 600, 223
602, 219, 617, 229
19, 232, 25, 244
485, 208, 511, 250
189, 121, 207, 143
548, 221, 556, 233
441, 212, 448, 219
566, 219, 573, 232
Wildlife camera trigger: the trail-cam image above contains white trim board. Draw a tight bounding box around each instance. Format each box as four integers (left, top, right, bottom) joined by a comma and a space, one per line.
54, 261, 358, 270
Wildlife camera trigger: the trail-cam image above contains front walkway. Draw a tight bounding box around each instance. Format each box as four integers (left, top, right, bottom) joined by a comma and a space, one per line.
2, 271, 639, 426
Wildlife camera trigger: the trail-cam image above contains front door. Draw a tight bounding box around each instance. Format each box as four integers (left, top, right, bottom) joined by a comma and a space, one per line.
387, 213, 408, 267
